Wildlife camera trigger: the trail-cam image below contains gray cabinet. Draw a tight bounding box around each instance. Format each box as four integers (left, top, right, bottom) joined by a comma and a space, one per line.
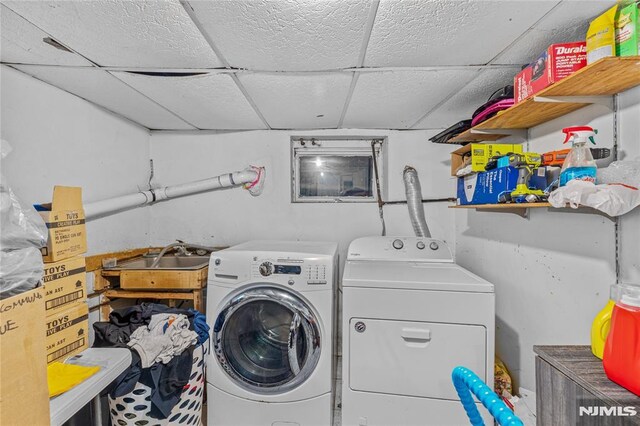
534, 346, 640, 426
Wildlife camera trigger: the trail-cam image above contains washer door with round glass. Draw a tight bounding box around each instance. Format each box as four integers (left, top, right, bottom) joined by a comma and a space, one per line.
213, 286, 322, 395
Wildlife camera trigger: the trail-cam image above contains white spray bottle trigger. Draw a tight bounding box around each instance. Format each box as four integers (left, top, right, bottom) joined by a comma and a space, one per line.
562, 126, 598, 146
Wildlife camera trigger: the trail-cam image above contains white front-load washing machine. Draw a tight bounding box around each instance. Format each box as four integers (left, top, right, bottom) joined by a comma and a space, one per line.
206, 241, 338, 426
341, 236, 495, 426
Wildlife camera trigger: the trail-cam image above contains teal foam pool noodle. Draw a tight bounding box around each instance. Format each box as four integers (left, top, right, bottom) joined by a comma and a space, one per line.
452, 366, 524, 426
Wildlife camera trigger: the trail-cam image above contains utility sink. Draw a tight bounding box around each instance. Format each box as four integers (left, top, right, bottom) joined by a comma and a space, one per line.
102, 255, 210, 290
111, 255, 210, 270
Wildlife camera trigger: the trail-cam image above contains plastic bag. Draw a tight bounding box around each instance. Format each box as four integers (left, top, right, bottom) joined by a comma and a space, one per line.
0, 180, 48, 250
597, 160, 640, 188
0, 247, 44, 300
243, 165, 266, 196
549, 180, 640, 216
0, 140, 48, 250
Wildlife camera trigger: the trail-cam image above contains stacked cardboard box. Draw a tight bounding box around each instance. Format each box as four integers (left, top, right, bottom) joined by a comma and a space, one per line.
37, 186, 89, 363
451, 143, 523, 176
0, 287, 51, 425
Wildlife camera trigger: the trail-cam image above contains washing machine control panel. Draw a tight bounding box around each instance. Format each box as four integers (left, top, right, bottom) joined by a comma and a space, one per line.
258, 261, 273, 276
251, 259, 327, 285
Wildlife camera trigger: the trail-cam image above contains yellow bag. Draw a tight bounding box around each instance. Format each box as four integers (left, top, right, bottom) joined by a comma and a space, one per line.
494, 357, 513, 396
47, 362, 100, 398
586, 5, 618, 64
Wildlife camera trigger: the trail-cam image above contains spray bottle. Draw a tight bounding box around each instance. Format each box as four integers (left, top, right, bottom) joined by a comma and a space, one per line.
559, 126, 598, 186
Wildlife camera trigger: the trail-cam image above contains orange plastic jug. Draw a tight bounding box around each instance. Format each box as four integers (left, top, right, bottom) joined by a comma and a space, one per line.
603, 284, 640, 396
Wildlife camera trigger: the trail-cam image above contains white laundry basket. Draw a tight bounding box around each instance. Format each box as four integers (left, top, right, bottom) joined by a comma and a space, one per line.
108, 345, 205, 426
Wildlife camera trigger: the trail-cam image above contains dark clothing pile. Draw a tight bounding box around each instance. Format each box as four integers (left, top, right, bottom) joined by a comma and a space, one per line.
93, 303, 209, 419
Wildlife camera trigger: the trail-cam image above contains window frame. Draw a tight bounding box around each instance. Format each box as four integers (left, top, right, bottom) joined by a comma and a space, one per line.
291, 138, 384, 203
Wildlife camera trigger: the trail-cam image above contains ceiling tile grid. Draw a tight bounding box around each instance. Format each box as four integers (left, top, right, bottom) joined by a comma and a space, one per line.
0, 0, 618, 131
187, 0, 374, 71
112, 72, 267, 130
12, 65, 195, 130
0, 5, 92, 66
3, 0, 222, 68
492, 0, 617, 65
238, 72, 353, 129
342, 69, 480, 129
364, 0, 560, 67
413, 66, 520, 129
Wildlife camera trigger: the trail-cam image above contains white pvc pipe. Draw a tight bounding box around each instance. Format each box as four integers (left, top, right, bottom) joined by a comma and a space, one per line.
85, 168, 259, 220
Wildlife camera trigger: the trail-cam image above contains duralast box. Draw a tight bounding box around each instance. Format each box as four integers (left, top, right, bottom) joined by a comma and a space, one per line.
35, 186, 87, 263
0, 287, 50, 425
514, 42, 587, 104
43, 256, 87, 316
45, 301, 89, 364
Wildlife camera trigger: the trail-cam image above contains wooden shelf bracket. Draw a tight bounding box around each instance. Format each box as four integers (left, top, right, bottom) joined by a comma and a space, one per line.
533, 95, 614, 109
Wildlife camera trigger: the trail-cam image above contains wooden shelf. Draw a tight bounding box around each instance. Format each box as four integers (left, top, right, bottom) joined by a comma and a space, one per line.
449, 56, 640, 143
450, 203, 551, 209
449, 202, 619, 220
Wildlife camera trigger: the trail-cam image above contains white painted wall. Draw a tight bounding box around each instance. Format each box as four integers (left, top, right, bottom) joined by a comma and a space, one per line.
454, 89, 640, 391
0, 65, 151, 254
3, 60, 636, 398
149, 129, 455, 265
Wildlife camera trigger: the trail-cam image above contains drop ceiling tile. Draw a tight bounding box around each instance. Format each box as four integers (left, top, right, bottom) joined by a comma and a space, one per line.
493, 1, 616, 64
365, 0, 560, 67
188, 0, 373, 71
12, 65, 195, 130
3, 0, 222, 68
342, 69, 479, 129
238, 72, 352, 129
414, 66, 520, 129
112, 72, 267, 130
0, 5, 92, 66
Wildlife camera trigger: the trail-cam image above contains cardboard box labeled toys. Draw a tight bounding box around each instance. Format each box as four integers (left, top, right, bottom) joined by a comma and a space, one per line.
46, 302, 89, 364
616, 2, 640, 56
43, 256, 87, 316
457, 166, 519, 205
36, 186, 87, 263
451, 143, 523, 176
0, 287, 51, 425
514, 42, 587, 103
586, 5, 618, 64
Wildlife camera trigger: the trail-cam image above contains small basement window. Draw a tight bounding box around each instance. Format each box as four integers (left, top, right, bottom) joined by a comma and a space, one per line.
291, 138, 384, 203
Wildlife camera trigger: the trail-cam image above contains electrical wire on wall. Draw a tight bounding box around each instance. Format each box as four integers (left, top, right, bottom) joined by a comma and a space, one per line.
371, 139, 456, 237
371, 140, 386, 236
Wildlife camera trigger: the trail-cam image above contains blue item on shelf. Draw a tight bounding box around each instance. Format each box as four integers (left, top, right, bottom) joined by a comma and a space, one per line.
452, 366, 523, 426
497, 156, 510, 168
457, 166, 519, 205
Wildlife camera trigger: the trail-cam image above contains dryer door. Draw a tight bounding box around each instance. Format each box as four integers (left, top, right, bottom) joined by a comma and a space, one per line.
213, 286, 321, 395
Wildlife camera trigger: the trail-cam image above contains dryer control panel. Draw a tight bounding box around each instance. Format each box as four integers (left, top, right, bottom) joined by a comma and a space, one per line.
347, 236, 453, 263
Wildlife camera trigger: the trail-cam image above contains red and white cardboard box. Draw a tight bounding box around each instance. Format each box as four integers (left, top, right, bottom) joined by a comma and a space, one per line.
514, 42, 587, 104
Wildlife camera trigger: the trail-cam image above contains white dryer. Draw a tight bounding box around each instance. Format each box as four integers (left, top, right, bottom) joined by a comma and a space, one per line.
206, 241, 338, 426
341, 236, 495, 426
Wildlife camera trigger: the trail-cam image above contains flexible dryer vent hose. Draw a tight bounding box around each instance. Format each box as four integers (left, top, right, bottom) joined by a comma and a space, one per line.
402, 166, 431, 238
